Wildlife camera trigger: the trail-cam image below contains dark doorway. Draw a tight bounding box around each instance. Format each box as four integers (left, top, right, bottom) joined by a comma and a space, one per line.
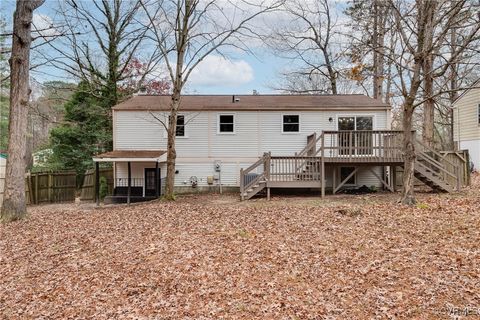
144, 168, 161, 197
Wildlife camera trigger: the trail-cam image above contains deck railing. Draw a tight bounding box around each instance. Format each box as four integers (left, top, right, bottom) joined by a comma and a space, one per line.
270, 156, 322, 182
115, 178, 144, 187
320, 130, 405, 162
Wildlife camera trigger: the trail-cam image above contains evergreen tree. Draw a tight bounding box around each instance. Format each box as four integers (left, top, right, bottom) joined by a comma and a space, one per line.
48, 82, 110, 175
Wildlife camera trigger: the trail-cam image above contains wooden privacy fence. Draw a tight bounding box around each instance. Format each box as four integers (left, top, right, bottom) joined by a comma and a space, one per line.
27, 171, 77, 204
80, 168, 113, 200
439, 150, 470, 187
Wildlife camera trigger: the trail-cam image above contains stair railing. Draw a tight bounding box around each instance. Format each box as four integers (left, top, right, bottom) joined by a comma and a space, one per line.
240, 152, 270, 200
295, 133, 323, 174
415, 139, 461, 190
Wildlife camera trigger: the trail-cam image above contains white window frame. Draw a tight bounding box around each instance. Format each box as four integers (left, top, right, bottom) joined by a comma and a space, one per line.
335, 114, 376, 130
281, 114, 301, 134
164, 114, 188, 138
477, 104, 480, 126
175, 114, 187, 138
217, 113, 236, 135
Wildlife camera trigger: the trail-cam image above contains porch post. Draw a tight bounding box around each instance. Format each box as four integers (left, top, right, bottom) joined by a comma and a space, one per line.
321, 133, 325, 198
155, 161, 159, 198
95, 161, 100, 206
127, 161, 131, 205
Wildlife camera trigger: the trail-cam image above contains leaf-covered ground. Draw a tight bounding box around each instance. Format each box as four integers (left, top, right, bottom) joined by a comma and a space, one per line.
1, 176, 480, 319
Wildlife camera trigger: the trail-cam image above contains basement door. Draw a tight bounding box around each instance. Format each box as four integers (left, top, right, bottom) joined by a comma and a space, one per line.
144, 168, 161, 197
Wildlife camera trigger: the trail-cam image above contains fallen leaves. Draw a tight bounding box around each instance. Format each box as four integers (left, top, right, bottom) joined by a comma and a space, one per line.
1, 175, 480, 319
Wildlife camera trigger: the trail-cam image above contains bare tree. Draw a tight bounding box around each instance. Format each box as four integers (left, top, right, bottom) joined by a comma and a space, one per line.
1, 0, 45, 222
266, 0, 344, 94
389, 0, 480, 205
44, 0, 162, 108
140, 0, 283, 199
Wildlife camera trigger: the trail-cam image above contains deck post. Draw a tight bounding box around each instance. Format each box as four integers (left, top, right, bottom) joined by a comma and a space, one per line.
392, 165, 397, 191
240, 168, 244, 201
267, 187, 270, 201
155, 161, 159, 198
95, 161, 100, 206
321, 133, 325, 198
127, 161, 131, 205
332, 166, 336, 195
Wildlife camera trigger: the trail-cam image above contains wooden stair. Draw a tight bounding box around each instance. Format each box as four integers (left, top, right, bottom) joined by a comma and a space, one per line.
411, 140, 460, 193
239, 131, 463, 201
241, 181, 266, 200
413, 160, 454, 192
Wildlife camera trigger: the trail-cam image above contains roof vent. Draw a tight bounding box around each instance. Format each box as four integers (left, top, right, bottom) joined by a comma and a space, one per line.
138, 86, 147, 95
232, 95, 240, 103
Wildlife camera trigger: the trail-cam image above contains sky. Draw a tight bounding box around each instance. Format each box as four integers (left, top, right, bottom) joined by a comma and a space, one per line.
0, 0, 348, 95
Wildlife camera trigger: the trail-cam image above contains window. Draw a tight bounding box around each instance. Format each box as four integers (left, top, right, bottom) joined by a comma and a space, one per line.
169, 115, 185, 136
340, 167, 356, 185
176, 115, 185, 137
338, 116, 374, 155
283, 115, 300, 132
478, 104, 480, 125
218, 114, 235, 133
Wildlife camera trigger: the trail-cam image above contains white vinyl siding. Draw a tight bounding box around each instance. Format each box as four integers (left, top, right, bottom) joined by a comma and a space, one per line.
114, 109, 390, 188
453, 88, 480, 141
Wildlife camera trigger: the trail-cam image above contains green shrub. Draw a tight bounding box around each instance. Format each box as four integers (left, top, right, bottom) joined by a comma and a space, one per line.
99, 176, 108, 200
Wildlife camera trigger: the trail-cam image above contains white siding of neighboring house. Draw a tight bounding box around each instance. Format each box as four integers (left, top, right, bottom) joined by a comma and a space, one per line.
0, 156, 6, 207
113, 109, 390, 189
453, 87, 480, 169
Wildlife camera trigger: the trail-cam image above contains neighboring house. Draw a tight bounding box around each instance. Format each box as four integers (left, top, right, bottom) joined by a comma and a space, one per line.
32, 148, 53, 168
453, 83, 480, 170
93, 94, 458, 203
0, 152, 6, 208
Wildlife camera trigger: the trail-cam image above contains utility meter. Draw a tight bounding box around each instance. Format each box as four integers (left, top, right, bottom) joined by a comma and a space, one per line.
214, 160, 221, 172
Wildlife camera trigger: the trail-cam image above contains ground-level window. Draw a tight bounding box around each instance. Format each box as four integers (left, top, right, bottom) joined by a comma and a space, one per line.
340, 167, 356, 185
218, 114, 235, 133
283, 115, 300, 132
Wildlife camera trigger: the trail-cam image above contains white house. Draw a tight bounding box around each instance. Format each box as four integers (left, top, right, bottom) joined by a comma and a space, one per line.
453, 82, 480, 170
94, 94, 405, 203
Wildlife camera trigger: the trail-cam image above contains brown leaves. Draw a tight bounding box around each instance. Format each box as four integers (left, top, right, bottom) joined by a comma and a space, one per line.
1, 175, 480, 318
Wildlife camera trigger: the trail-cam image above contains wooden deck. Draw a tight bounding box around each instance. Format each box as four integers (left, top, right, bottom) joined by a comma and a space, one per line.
240, 130, 466, 200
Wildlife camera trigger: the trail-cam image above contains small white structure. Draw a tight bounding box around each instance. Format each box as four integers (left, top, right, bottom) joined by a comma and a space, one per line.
0, 153, 6, 207
453, 81, 480, 170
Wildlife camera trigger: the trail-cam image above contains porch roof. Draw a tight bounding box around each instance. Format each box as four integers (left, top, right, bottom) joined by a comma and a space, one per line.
93, 150, 167, 162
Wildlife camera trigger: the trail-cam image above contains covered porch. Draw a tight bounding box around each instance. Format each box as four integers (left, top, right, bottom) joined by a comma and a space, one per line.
92, 150, 167, 205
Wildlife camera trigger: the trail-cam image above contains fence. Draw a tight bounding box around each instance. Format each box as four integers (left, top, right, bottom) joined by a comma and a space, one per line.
27, 171, 77, 204
439, 150, 470, 187
80, 168, 114, 200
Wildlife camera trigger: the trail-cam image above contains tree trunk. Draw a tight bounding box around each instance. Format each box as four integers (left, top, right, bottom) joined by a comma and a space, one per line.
372, 0, 387, 101
1, 0, 44, 222
447, 28, 458, 150
164, 91, 180, 199
400, 103, 416, 206
422, 53, 435, 147
422, 1, 436, 148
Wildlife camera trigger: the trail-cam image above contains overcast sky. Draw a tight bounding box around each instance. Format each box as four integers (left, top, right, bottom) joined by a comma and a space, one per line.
0, 0, 347, 95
